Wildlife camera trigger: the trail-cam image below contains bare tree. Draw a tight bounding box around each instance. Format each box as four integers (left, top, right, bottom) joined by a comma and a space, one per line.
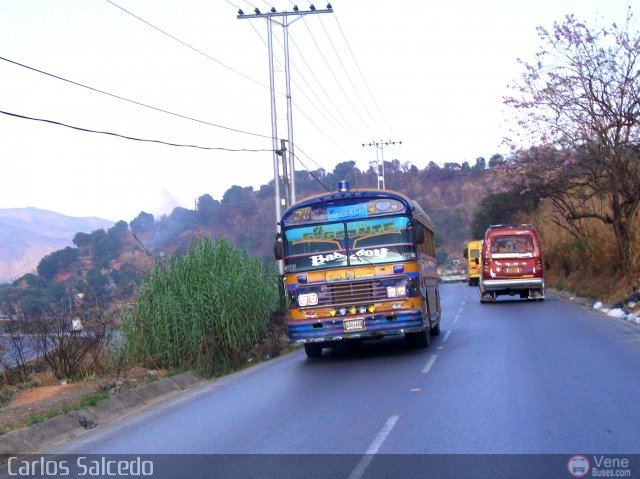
503, 8, 640, 271
32, 311, 101, 380
1, 313, 35, 383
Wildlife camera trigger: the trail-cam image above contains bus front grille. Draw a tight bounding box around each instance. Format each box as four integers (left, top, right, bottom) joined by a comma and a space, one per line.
320, 279, 387, 307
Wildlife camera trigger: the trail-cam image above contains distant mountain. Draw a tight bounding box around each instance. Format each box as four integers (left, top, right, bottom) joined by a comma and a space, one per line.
0, 208, 114, 283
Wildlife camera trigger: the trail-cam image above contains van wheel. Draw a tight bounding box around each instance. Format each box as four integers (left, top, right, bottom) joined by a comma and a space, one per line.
304, 343, 323, 358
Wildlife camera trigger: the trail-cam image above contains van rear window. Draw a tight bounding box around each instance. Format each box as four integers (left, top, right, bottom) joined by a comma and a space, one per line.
490, 235, 534, 254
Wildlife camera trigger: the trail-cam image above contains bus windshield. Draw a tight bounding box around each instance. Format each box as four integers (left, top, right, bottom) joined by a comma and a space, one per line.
283, 216, 416, 273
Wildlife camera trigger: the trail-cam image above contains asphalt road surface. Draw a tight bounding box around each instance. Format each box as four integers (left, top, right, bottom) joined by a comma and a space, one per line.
43, 283, 640, 478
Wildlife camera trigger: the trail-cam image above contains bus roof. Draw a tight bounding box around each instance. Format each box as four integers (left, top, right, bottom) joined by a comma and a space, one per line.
280, 187, 434, 230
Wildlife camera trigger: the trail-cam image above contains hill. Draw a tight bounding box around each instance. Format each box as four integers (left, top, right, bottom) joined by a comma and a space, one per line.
0, 161, 492, 318
0, 208, 114, 283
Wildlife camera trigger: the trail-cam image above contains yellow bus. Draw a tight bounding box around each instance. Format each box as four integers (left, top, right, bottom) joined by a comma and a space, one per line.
464, 240, 483, 286
274, 181, 441, 358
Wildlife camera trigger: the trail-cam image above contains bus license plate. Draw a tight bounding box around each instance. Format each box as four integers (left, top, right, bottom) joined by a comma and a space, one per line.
505, 267, 521, 274
344, 318, 365, 332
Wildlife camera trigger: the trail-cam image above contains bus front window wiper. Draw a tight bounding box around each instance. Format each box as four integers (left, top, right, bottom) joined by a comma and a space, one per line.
349, 248, 374, 266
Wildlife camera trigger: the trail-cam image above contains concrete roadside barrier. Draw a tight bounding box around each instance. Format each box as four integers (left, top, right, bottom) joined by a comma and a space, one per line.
0, 371, 204, 455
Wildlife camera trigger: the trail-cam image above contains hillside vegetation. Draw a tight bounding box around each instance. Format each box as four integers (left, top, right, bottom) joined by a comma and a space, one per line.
0, 160, 493, 320
0, 208, 113, 283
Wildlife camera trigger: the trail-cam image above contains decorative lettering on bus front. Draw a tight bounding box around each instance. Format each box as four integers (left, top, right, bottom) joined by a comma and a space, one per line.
301, 222, 397, 241
310, 248, 390, 266
327, 204, 368, 220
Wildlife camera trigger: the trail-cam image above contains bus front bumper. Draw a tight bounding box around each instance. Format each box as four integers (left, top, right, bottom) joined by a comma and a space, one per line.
288, 308, 426, 344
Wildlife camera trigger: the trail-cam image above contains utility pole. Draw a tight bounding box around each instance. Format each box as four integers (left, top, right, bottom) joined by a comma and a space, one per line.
362, 140, 402, 189
237, 4, 333, 215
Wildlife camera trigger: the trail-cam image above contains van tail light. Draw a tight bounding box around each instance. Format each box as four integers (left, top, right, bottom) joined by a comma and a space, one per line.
536, 259, 542, 269
482, 260, 491, 279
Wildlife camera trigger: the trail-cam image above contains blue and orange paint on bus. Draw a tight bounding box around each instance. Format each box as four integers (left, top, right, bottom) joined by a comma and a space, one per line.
274, 181, 441, 358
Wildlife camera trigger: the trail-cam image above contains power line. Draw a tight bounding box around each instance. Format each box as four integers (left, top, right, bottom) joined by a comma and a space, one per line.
287, 33, 361, 138
293, 151, 330, 192
333, 14, 395, 136
318, 15, 383, 136
238, 8, 356, 167
105, 2, 363, 176
106, 0, 273, 91
301, 17, 369, 138
0, 110, 272, 152
0, 56, 272, 140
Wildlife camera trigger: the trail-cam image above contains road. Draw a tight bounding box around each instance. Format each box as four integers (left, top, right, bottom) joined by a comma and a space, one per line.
44, 283, 640, 477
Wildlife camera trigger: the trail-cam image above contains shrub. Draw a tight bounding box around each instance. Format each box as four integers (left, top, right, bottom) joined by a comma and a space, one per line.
122, 237, 280, 376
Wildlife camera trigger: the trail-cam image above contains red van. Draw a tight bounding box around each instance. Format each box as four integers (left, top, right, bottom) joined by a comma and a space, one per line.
479, 224, 544, 302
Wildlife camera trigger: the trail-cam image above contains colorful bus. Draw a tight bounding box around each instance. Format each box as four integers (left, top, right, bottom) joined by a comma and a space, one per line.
274, 181, 441, 358
464, 240, 483, 286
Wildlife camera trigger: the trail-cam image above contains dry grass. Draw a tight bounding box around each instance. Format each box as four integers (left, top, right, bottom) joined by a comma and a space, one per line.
518, 201, 640, 303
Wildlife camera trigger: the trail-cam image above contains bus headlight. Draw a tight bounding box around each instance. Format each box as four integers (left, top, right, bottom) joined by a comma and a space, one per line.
386, 285, 407, 298
298, 293, 318, 307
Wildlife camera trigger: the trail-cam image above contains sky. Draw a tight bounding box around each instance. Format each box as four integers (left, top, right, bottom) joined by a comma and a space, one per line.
0, 0, 632, 223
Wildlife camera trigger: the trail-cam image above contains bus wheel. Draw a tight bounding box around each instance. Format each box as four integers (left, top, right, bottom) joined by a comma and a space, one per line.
430, 319, 441, 337
304, 343, 323, 358
405, 328, 430, 348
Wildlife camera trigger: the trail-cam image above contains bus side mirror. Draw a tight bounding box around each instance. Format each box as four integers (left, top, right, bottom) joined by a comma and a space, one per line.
274, 233, 284, 260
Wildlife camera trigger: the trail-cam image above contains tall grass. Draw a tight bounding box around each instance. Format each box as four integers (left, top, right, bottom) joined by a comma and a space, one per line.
519, 200, 639, 301
122, 237, 281, 376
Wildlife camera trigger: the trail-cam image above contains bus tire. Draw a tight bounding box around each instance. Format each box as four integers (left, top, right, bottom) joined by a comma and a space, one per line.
430, 319, 441, 337
304, 343, 323, 358
405, 328, 430, 348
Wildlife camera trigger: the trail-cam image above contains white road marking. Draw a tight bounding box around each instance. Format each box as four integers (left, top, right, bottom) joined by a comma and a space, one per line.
442, 330, 452, 342
422, 354, 437, 374
349, 415, 400, 479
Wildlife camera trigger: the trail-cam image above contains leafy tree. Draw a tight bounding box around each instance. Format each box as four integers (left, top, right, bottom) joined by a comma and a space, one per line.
329, 161, 358, 186
73, 232, 93, 249
472, 157, 486, 173
130, 211, 155, 234
37, 247, 80, 281
222, 186, 257, 216
195, 195, 220, 227
92, 222, 129, 268
110, 263, 142, 296
470, 192, 537, 239
19, 287, 50, 317
108, 220, 129, 240
86, 267, 111, 304
488, 153, 504, 168
503, 9, 640, 271
257, 183, 275, 200
74, 229, 107, 256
